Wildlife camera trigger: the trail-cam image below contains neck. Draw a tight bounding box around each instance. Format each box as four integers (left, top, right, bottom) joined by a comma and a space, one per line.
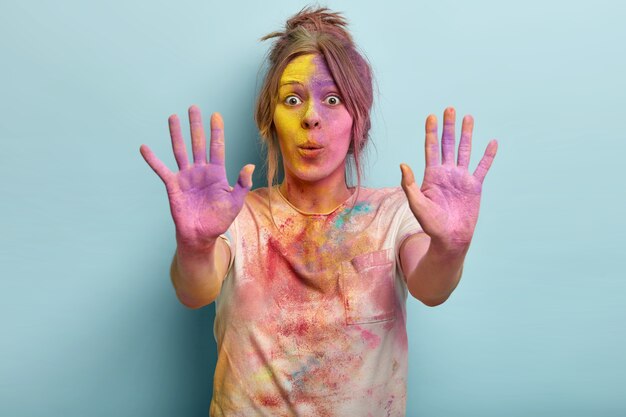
279, 167, 353, 214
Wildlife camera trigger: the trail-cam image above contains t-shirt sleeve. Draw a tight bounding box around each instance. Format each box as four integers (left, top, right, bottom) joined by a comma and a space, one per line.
394, 195, 424, 283
218, 220, 237, 278
394, 197, 425, 266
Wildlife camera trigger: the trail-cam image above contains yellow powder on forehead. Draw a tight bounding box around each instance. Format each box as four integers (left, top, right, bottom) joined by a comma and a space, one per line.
280, 53, 317, 83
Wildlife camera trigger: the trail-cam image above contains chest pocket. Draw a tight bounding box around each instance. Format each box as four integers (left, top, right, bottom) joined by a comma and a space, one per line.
339, 248, 396, 325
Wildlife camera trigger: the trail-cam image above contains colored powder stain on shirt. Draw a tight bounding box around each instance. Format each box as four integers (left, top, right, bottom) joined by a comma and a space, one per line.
257, 393, 282, 407
291, 356, 321, 389
252, 365, 274, 383
333, 201, 372, 229
211, 186, 424, 417
359, 327, 382, 349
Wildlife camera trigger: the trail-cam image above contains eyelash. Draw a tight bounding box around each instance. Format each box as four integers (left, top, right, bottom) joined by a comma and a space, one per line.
284, 95, 342, 107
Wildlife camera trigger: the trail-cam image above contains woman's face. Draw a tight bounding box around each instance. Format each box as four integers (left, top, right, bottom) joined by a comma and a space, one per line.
273, 53, 353, 185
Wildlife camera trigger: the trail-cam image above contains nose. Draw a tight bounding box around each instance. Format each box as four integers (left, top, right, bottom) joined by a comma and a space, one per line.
301, 103, 321, 129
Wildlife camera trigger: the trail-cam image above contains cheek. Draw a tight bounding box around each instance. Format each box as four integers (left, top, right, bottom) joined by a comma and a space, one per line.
325, 109, 353, 143
274, 108, 301, 138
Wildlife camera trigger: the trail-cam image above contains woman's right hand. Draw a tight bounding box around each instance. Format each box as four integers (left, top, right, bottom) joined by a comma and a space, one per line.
140, 105, 254, 249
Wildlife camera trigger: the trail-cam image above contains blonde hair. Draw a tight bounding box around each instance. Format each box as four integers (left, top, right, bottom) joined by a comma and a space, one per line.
254, 6, 374, 225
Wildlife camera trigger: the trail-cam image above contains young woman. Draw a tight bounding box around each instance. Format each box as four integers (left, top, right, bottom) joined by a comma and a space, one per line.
140, 6, 497, 417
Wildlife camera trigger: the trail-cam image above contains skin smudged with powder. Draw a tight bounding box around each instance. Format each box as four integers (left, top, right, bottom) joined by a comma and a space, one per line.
273, 53, 354, 191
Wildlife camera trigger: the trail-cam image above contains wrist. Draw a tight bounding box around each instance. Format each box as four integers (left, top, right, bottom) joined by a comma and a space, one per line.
176, 232, 218, 255
428, 236, 470, 260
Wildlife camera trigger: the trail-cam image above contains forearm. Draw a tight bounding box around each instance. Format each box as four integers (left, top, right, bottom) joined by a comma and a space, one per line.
170, 237, 229, 308
406, 240, 469, 306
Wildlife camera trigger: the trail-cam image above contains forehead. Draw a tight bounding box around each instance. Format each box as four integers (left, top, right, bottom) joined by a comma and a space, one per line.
280, 53, 335, 86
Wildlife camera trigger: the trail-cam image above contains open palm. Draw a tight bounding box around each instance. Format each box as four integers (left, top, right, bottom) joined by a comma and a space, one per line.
400, 107, 498, 251
140, 105, 254, 248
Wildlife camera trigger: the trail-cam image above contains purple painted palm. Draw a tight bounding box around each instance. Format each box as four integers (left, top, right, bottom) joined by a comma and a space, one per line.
140, 105, 254, 249
401, 107, 498, 252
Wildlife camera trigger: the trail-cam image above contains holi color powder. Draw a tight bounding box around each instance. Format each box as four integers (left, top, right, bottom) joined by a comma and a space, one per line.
210, 186, 423, 416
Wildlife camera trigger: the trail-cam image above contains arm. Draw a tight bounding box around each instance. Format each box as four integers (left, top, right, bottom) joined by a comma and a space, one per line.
170, 237, 231, 309
399, 233, 468, 306
398, 107, 497, 306
140, 106, 253, 310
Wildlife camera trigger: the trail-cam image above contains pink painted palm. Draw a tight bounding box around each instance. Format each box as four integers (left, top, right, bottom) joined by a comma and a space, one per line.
140, 105, 254, 249
400, 107, 498, 252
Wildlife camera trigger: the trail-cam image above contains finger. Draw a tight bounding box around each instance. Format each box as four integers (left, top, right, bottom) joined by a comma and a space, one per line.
457, 115, 474, 169
231, 164, 255, 203
441, 107, 456, 166
168, 114, 190, 170
424, 114, 439, 168
188, 105, 207, 164
399, 163, 428, 211
210, 112, 226, 166
139, 144, 174, 184
472, 140, 498, 184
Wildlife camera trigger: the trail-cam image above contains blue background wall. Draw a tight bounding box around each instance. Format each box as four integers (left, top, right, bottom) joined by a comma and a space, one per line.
1, 0, 624, 416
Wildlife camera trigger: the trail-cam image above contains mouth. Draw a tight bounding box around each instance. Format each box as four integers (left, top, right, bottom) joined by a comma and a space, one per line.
297, 146, 324, 158
298, 141, 324, 150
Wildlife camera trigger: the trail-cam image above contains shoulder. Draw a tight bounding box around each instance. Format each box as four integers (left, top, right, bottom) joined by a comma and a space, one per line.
243, 186, 271, 207
373, 186, 406, 199
248, 186, 270, 197
356, 186, 408, 210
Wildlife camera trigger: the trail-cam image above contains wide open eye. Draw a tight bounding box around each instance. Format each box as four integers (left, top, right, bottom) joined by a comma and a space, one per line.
324, 95, 342, 106
284, 95, 302, 106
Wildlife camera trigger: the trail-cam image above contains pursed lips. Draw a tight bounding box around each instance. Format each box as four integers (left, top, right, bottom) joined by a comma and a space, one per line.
298, 141, 324, 149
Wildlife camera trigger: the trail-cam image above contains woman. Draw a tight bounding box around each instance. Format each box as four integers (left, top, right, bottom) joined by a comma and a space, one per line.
140, 6, 497, 417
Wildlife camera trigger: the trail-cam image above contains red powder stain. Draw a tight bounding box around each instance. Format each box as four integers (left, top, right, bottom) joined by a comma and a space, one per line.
295, 320, 309, 336
266, 236, 283, 284
257, 393, 281, 407
281, 216, 294, 227
360, 328, 381, 349
277, 319, 311, 338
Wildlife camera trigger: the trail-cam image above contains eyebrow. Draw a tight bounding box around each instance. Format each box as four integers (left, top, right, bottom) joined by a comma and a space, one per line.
279, 79, 336, 87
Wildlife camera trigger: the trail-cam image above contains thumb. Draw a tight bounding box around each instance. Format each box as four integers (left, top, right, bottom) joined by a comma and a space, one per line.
400, 163, 426, 208
231, 164, 255, 201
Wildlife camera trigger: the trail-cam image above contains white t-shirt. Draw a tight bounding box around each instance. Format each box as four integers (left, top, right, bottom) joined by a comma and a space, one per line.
210, 185, 423, 417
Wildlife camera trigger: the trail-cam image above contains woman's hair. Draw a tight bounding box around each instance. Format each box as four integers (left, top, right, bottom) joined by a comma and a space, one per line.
254, 5, 374, 221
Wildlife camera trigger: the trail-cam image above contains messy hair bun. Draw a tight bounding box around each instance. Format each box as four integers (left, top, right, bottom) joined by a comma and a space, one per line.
261, 6, 354, 62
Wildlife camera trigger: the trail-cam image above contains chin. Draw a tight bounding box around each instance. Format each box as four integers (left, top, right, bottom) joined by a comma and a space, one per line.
285, 162, 340, 184
290, 170, 332, 183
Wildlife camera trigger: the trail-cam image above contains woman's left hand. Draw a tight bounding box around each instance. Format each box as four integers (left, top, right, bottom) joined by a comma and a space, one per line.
400, 107, 498, 254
